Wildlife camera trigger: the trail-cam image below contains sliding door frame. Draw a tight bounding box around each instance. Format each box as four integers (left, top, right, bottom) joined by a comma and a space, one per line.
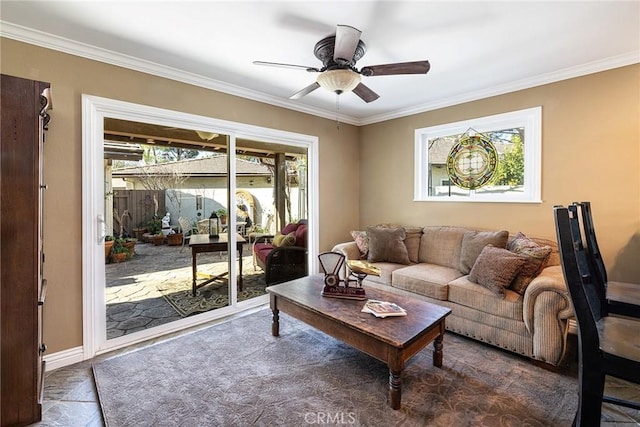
81, 95, 318, 359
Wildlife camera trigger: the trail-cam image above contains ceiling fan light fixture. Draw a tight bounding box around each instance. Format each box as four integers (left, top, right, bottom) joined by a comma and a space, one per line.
317, 69, 361, 94
195, 130, 219, 141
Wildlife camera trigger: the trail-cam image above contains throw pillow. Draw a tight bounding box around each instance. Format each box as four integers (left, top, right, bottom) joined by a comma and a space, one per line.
366, 226, 411, 265
468, 245, 526, 297
459, 230, 509, 274
372, 223, 423, 263
272, 232, 296, 247
350, 230, 369, 259
507, 232, 553, 295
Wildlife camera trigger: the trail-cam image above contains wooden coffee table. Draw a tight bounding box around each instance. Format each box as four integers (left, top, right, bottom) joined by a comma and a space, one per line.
267, 275, 451, 410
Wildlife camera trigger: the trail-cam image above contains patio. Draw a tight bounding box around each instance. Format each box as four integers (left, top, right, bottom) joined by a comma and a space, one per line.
106, 240, 265, 339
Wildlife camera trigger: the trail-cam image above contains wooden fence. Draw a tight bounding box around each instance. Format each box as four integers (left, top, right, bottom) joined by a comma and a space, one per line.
112, 189, 165, 237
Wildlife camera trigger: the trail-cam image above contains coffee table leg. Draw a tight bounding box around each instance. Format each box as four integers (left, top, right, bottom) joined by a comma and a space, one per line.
433, 328, 444, 367
270, 294, 280, 337
389, 369, 402, 410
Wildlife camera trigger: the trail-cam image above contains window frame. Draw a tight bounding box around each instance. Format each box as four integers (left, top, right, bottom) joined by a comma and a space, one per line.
414, 106, 542, 203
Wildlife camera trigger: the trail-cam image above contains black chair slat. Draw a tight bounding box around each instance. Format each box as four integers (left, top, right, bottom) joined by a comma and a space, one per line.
554, 205, 640, 426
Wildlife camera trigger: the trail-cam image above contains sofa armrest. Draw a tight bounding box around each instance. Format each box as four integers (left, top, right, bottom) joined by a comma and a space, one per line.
523, 265, 574, 364
331, 241, 361, 261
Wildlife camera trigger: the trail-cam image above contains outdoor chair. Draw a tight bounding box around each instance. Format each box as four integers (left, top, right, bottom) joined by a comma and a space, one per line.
554, 205, 640, 426
178, 216, 196, 253
574, 201, 640, 318
253, 220, 308, 285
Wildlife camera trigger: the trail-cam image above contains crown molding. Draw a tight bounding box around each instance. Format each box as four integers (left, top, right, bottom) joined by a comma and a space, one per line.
0, 21, 359, 126
2, 21, 637, 127
358, 51, 640, 126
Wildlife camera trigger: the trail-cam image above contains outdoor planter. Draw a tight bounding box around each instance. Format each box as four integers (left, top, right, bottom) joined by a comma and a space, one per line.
152, 234, 165, 246
123, 240, 137, 258
167, 233, 183, 246
133, 227, 147, 240
110, 252, 127, 263
104, 240, 114, 262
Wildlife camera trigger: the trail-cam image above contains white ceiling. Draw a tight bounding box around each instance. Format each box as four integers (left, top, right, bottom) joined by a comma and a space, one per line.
1, 1, 638, 125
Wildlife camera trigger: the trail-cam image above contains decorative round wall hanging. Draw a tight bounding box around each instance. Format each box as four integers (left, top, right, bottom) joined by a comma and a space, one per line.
446, 133, 498, 190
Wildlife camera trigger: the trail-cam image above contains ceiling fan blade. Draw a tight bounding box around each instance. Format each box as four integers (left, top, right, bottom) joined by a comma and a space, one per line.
352, 83, 380, 103
333, 25, 362, 64
289, 82, 321, 100
360, 60, 430, 76
253, 61, 320, 72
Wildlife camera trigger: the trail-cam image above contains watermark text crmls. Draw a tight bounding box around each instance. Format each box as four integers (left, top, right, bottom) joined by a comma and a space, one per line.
304, 411, 358, 425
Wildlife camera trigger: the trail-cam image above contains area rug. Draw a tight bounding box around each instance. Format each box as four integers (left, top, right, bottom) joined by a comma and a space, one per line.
93, 308, 580, 426
157, 284, 266, 317
156, 262, 267, 317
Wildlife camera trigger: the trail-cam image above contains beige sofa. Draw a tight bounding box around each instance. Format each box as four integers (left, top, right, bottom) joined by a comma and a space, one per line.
332, 225, 573, 367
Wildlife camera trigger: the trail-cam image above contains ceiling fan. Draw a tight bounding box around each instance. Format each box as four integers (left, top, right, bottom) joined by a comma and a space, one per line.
254, 24, 430, 103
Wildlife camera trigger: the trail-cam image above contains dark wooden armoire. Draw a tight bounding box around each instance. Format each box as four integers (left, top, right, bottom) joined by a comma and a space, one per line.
1, 74, 52, 426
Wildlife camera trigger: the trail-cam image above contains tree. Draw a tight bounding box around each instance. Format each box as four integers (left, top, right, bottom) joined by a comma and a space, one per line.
492, 134, 524, 186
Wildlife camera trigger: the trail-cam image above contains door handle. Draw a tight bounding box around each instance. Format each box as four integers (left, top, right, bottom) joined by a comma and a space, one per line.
98, 214, 106, 243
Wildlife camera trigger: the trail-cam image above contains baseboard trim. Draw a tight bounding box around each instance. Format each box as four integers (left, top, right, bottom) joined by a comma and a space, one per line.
43, 346, 84, 371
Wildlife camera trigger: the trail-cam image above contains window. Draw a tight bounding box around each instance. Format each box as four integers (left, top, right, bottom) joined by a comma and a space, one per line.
414, 107, 541, 203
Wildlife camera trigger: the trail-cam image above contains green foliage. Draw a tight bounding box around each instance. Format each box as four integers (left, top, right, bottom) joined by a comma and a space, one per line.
110, 240, 129, 254
147, 216, 162, 235
143, 146, 199, 164
492, 135, 524, 186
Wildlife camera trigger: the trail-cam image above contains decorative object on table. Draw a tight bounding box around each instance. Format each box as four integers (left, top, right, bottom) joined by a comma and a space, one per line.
446, 129, 498, 190
318, 251, 366, 300
208, 211, 220, 238
361, 299, 407, 318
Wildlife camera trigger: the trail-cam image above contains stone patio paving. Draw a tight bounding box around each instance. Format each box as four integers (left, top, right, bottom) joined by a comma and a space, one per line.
106, 240, 262, 339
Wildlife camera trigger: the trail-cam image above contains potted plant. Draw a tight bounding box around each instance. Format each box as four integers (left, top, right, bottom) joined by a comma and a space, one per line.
132, 222, 147, 240
104, 235, 114, 262
145, 215, 164, 246
216, 208, 228, 226
167, 231, 183, 246
119, 237, 137, 258
110, 240, 129, 263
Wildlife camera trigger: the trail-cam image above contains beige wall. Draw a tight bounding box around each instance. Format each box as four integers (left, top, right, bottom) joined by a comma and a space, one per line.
1, 38, 360, 353
2, 37, 638, 354
359, 64, 640, 283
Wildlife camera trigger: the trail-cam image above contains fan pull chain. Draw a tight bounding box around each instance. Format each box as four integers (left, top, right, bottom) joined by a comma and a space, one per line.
335, 94, 340, 130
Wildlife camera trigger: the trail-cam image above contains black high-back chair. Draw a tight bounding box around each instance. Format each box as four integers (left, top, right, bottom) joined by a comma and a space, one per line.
554, 205, 640, 426
574, 201, 640, 318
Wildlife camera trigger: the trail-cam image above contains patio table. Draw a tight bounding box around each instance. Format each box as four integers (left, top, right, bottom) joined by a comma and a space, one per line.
189, 233, 246, 296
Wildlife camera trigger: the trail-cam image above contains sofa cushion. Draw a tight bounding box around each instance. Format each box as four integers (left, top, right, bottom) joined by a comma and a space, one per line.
294, 224, 307, 248
468, 245, 526, 297
507, 232, 553, 295
448, 275, 524, 321
362, 262, 406, 286
392, 264, 463, 301
254, 243, 275, 264
459, 230, 509, 274
366, 226, 411, 265
350, 230, 369, 259
419, 226, 470, 268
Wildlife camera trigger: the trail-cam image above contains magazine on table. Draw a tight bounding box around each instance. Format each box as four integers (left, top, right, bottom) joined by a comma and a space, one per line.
361, 299, 407, 318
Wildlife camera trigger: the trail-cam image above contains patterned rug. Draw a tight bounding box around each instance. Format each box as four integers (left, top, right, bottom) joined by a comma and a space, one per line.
93, 308, 589, 427
157, 268, 267, 317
